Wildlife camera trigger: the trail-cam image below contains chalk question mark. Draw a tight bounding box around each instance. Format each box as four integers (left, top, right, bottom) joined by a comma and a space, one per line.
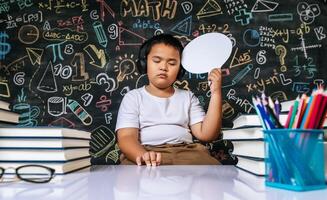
275, 45, 287, 66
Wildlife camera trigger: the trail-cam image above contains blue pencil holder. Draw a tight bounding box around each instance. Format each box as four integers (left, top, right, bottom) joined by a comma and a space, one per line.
263, 129, 326, 191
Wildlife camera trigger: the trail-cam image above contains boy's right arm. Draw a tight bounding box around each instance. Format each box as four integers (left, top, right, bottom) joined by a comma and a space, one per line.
117, 128, 161, 166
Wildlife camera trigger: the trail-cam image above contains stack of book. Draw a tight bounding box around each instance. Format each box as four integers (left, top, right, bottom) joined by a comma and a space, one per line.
0, 127, 91, 174
223, 125, 265, 176
224, 110, 289, 176
226, 106, 327, 176
0, 100, 19, 127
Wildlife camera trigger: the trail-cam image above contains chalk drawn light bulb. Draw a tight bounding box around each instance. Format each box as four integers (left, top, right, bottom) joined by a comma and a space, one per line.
117, 59, 135, 82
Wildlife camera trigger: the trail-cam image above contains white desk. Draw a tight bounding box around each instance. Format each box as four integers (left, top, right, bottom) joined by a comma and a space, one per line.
0, 165, 326, 200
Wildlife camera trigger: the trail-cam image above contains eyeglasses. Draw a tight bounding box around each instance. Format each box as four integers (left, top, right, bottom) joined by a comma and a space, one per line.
0, 165, 55, 183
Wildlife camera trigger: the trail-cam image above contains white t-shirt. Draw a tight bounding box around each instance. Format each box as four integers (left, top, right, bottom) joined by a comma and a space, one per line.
115, 86, 205, 145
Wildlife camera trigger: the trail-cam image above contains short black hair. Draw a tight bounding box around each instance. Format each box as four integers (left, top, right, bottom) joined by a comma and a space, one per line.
136, 34, 185, 80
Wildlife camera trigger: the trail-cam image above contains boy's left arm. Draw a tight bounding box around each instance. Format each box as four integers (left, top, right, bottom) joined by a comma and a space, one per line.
191, 68, 222, 142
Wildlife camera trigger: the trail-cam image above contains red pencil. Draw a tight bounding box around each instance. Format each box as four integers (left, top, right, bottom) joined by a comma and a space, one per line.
307, 93, 323, 129
293, 95, 306, 128
303, 92, 319, 129
318, 93, 327, 129
284, 105, 293, 128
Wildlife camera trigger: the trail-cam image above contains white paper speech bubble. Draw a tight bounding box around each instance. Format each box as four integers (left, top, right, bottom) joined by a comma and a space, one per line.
182, 33, 233, 74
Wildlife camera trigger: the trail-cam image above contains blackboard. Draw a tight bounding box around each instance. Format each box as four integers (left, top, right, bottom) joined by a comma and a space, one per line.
0, 0, 326, 164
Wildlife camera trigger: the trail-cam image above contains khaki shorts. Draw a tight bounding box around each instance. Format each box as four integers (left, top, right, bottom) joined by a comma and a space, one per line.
120, 143, 220, 165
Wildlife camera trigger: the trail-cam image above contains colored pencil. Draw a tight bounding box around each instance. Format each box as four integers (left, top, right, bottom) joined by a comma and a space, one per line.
288, 97, 299, 128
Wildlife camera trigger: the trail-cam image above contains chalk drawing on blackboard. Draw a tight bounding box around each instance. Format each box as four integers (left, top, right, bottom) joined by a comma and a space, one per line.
314, 26, 326, 41
26, 48, 43, 66
181, 1, 193, 14
235, 9, 253, 26
251, 0, 278, 13
270, 91, 288, 103
18, 25, 39, 45
97, 0, 116, 21
105, 112, 113, 124
46, 41, 66, 62
222, 100, 235, 119
43, 21, 51, 30
84, 44, 106, 68
91, 125, 116, 159
13, 72, 25, 86
96, 73, 116, 92
292, 82, 310, 93
297, 2, 321, 25
93, 21, 108, 48
174, 80, 190, 91
71, 52, 89, 81
280, 74, 292, 86
243, 29, 260, 47
114, 54, 138, 82
67, 99, 93, 126
268, 13, 293, 22
275, 45, 287, 66
222, 64, 253, 88
0, 81, 10, 98
106, 143, 120, 163
53, 63, 72, 79
256, 50, 267, 65
48, 97, 67, 117
196, 0, 222, 19
37, 61, 58, 93
81, 93, 93, 107
118, 27, 146, 46
64, 44, 74, 55
313, 79, 325, 88
154, 29, 164, 36
232, 64, 253, 85
0, 32, 11, 60
96, 95, 111, 112
171, 16, 192, 36
229, 48, 252, 68
49, 117, 75, 128
254, 67, 260, 80
108, 24, 119, 39
0, 56, 28, 76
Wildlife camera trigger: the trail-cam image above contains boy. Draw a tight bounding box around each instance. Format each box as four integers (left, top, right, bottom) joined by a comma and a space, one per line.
115, 34, 222, 166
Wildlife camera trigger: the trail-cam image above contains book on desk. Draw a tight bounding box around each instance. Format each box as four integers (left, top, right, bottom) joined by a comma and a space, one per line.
0, 157, 91, 175
226, 112, 327, 176
0, 99, 19, 125
0, 127, 91, 139
0, 109, 19, 125
0, 127, 91, 174
0, 138, 90, 149
0, 100, 10, 111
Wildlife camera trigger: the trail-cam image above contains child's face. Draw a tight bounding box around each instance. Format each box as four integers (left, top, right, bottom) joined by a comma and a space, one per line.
146, 43, 181, 89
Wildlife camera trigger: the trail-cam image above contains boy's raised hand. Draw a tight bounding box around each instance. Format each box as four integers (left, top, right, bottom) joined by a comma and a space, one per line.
136, 151, 161, 167
208, 68, 222, 94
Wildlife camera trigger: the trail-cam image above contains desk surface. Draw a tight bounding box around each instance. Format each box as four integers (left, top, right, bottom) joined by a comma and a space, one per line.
0, 165, 326, 200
